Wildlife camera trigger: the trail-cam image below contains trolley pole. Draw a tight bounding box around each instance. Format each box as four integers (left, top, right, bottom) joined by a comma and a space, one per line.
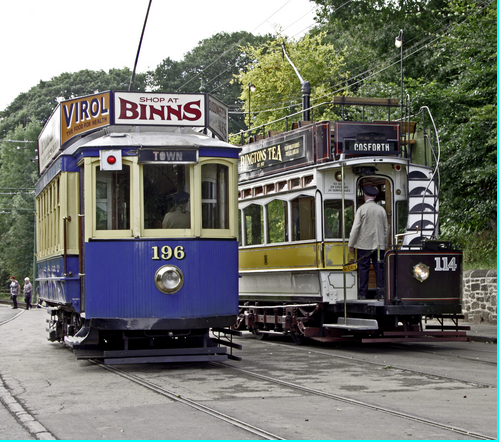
341, 162, 347, 325
129, 0, 153, 91
281, 43, 311, 121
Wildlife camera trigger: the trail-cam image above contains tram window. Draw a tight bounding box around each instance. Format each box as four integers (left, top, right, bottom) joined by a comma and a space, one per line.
396, 200, 408, 234
96, 165, 130, 230
143, 164, 190, 229
266, 200, 288, 243
324, 200, 354, 238
202, 164, 228, 229
291, 196, 315, 241
245, 204, 264, 245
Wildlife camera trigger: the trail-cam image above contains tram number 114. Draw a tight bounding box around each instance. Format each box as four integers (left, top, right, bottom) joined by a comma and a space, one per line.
434, 257, 458, 272
152, 245, 186, 261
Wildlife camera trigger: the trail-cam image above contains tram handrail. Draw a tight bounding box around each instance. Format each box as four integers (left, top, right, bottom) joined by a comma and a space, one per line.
230, 97, 402, 142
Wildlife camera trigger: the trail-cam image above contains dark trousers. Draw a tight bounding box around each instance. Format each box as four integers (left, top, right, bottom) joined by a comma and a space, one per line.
25, 295, 31, 310
12, 295, 18, 309
357, 249, 385, 299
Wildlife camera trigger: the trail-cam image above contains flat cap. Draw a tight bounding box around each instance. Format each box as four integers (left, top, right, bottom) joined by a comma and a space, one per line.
364, 186, 379, 197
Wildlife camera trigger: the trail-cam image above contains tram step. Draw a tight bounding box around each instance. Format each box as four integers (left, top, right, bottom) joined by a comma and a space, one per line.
324, 318, 379, 330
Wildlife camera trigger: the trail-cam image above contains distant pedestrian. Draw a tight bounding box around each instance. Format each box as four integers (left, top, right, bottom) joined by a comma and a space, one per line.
9, 276, 20, 309
23, 277, 32, 310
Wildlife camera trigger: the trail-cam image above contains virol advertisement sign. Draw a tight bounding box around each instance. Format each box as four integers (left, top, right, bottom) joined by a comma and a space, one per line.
60, 92, 111, 146
114, 92, 206, 127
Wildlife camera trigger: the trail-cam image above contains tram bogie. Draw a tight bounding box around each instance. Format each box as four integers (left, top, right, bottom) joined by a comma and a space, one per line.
235, 97, 467, 344
36, 91, 242, 363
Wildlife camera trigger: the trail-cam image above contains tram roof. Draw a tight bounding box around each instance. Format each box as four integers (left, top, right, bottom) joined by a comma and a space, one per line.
70, 126, 239, 151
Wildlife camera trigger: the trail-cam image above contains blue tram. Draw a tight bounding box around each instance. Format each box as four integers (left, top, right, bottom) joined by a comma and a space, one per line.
36, 91, 241, 363
235, 97, 467, 343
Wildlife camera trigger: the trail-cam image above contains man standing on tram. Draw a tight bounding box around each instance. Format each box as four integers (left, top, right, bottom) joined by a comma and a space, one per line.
348, 186, 389, 299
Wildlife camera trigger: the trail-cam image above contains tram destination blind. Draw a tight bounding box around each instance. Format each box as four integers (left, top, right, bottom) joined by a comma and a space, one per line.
335, 122, 400, 156
239, 137, 305, 173
138, 149, 198, 164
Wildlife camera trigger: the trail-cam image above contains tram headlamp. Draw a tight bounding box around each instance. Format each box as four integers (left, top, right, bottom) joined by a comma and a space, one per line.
413, 262, 430, 282
155, 265, 184, 294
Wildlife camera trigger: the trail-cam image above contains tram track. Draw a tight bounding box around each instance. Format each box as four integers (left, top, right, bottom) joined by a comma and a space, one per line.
89, 352, 494, 441
209, 360, 495, 440
255, 338, 497, 388
90, 360, 284, 441
387, 343, 497, 366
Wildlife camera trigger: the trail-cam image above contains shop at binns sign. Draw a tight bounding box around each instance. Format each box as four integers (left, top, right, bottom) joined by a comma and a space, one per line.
38, 91, 229, 174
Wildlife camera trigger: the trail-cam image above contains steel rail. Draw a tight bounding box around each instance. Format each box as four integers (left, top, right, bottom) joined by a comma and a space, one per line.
91, 360, 284, 441
212, 361, 495, 440
253, 339, 496, 389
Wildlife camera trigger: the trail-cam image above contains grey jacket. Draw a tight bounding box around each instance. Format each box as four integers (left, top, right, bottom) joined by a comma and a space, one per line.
348, 200, 389, 250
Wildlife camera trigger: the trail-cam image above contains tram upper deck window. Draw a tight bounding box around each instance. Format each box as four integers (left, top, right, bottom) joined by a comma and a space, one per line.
267, 200, 288, 243
291, 196, 315, 241
202, 164, 228, 229
324, 200, 354, 238
244, 204, 263, 245
96, 166, 130, 230
143, 164, 191, 229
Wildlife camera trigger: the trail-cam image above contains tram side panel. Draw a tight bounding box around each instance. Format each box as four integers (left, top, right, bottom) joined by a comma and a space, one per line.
84, 239, 239, 327
36, 169, 81, 310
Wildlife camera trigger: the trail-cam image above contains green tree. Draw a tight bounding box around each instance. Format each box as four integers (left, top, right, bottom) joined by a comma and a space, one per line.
148, 31, 273, 134
0, 122, 40, 287
0, 68, 146, 137
312, 0, 453, 92
234, 32, 346, 138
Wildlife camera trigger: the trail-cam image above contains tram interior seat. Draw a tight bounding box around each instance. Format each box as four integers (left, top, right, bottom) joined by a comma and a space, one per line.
291, 121, 312, 130
249, 135, 265, 143
268, 130, 284, 137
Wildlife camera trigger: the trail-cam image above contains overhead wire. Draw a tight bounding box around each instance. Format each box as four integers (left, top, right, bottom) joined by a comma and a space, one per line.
176, 0, 321, 94
231, 0, 492, 118
310, 1, 492, 103
176, 0, 296, 92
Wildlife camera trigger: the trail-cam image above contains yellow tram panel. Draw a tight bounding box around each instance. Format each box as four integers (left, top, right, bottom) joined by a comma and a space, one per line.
323, 241, 351, 270
239, 242, 319, 271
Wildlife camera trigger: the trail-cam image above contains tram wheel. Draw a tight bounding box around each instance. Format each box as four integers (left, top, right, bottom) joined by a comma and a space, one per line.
291, 331, 306, 345
252, 327, 268, 340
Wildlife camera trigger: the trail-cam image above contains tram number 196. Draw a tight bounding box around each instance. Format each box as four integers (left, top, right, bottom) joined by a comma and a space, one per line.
152, 245, 186, 261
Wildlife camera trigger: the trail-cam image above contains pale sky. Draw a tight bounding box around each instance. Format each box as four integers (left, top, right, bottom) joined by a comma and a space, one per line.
0, 0, 318, 110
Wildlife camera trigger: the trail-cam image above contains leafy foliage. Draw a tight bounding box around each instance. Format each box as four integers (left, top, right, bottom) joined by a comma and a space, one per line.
148, 31, 273, 134
0, 122, 40, 286
234, 32, 346, 137
0, 68, 146, 138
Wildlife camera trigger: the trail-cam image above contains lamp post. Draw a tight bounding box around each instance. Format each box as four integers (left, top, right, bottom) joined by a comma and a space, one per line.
248, 82, 256, 130
395, 29, 403, 120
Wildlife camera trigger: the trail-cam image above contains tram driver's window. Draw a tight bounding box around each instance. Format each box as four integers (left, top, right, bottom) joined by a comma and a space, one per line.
324, 200, 354, 238
202, 164, 229, 229
245, 204, 263, 245
96, 165, 130, 230
396, 200, 408, 235
291, 196, 315, 241
266, 200, 288, 243
143, 164, 190, 229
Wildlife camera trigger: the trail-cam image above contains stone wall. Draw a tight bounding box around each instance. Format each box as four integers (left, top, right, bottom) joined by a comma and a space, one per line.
462, 269, 497, 324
